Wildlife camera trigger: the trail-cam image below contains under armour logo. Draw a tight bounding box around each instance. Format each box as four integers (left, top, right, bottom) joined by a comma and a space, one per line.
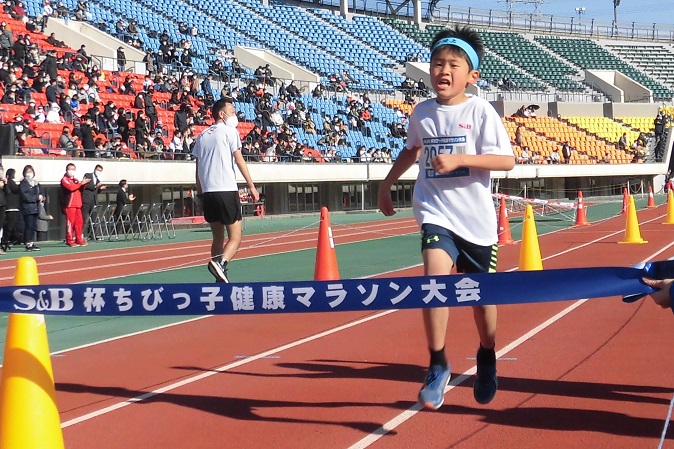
425, 235, 440, 244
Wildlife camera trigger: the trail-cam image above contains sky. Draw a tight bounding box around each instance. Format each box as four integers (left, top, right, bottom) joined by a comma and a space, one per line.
443, 0, 673, 27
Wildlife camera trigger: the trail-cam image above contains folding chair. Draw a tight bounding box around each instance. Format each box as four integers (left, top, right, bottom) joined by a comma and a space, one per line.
87, 204, 106, 241
103, 204, 117, 240
161, 202, 176, 239
110, 203, 133, 241
149, 203, 164, 239
131, 204, 152, 241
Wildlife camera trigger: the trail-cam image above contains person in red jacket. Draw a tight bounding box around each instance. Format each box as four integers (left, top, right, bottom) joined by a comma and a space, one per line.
60, 163, 90, 247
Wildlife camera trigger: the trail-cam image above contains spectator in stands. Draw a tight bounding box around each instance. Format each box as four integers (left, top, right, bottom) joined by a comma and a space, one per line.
0, 23, 12, 59
143, 50, 156, 76
115, 18, 126, 41
33, 105, 45, 123
19, 164, 42, 251
515, 124, 524, 146
45, 102, 62, 124
230, 57, 243, 79
618, 132, 628, 151
60, 162, 90, 247
548, 148, 560, 164
74, 0, 90, 22
285, 80, 300, 99
12, 1, 26, 22
58, 125, 78, 154
116, 47, 127, 73
180, 49, 192, 69
134, 109, 150, 148
45, 33, 65, 48
562, 141, 572, 163
654, 113, 665, 140
38, 0, 53, 31
518, 146, 531, 164
54, 1, 68, 20
126, 19, 138, 39
12, 34, 26, 66
190, 25, 197, 37
75, 115, 96, 157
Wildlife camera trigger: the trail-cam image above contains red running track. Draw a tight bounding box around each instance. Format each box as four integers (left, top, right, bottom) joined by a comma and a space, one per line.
1, 210, 674, 449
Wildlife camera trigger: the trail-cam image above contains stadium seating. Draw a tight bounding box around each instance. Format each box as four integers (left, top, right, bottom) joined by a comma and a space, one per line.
565, 116, 639, 146
535, 36, 674, 101
480, 31, 585, 92
607, 44, 674, 88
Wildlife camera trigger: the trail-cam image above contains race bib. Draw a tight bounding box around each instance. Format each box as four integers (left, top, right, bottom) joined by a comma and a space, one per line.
422, 136, 469, 179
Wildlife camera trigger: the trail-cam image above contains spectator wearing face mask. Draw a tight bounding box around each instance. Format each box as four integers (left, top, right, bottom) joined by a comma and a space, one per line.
60, 162, 90, 247
82, 163, 106, 238
19, 165, 42, 251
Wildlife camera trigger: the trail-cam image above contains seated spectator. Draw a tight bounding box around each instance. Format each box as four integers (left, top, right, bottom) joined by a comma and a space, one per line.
46, 33, 66, 48
548, 149, 560, 164
618, 132, 628, 150
127, 19, 139, 38
45, 102, 62, 123
58, 126, 78, 153
518, 146, 531, 164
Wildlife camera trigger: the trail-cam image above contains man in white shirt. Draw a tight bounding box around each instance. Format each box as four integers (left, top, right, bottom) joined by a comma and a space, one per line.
192, 98, 259, 283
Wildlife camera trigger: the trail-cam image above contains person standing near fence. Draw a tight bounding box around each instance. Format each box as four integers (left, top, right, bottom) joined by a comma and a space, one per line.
192, 98, 259, 283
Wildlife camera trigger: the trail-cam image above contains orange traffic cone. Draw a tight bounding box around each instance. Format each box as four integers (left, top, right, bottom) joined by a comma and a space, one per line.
518, 204, 543, 271
497, 197, 515, 245
0, 257, 65, 449
314, 206, 340, 280
619, 195, 648, 244
664, 190, 674, 225
574, 190, 589, 226
647, 185, 656, 208
621, 187, 629, 215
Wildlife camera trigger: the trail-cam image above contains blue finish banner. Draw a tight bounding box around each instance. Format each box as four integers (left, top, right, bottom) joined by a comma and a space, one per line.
0, 260, 671, 316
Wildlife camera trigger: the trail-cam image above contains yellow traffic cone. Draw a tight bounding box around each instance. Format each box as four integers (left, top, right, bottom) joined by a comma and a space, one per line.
619, 195, 648, 244
518, 204, 543, 270
664, 190, 674, 225
0, 257, 65, 449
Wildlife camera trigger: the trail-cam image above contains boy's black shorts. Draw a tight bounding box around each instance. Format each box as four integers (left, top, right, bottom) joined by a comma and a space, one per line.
421, 223, 498, 274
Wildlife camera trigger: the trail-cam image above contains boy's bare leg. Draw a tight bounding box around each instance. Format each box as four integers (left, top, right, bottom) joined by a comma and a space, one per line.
422, 248, 454, 350
472, 305, 497, 349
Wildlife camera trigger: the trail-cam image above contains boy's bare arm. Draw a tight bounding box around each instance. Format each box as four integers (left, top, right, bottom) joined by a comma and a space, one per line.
378, 147, 421, 216
431, 153, 515, 175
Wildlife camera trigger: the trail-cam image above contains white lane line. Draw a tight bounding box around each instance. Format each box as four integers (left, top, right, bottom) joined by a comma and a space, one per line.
348, 243, 674, 448
347, 299, 588, 449
657, 394, 674, 449
61, 309, 399, 428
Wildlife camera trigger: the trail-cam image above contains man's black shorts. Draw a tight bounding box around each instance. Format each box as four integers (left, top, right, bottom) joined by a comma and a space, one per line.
202, 191, 242, 225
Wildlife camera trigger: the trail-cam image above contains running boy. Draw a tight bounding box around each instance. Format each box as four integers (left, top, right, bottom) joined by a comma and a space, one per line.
377, 26, 515, 410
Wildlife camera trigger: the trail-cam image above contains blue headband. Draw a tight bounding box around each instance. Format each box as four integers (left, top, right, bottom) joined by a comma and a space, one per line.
431, 37, 480, 70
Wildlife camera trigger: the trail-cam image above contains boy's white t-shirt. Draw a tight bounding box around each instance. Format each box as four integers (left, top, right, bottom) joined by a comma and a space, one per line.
406, 95, 514, 246
191, 123, 241, 193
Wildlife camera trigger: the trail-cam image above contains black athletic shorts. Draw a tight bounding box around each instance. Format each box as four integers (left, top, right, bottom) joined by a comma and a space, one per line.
202, 191, 242, 225
421, 223, 498, 273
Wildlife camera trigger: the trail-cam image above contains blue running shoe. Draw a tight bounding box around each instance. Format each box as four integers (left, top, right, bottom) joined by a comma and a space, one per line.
473, 361, 497, 404
418, 364, 451, 410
